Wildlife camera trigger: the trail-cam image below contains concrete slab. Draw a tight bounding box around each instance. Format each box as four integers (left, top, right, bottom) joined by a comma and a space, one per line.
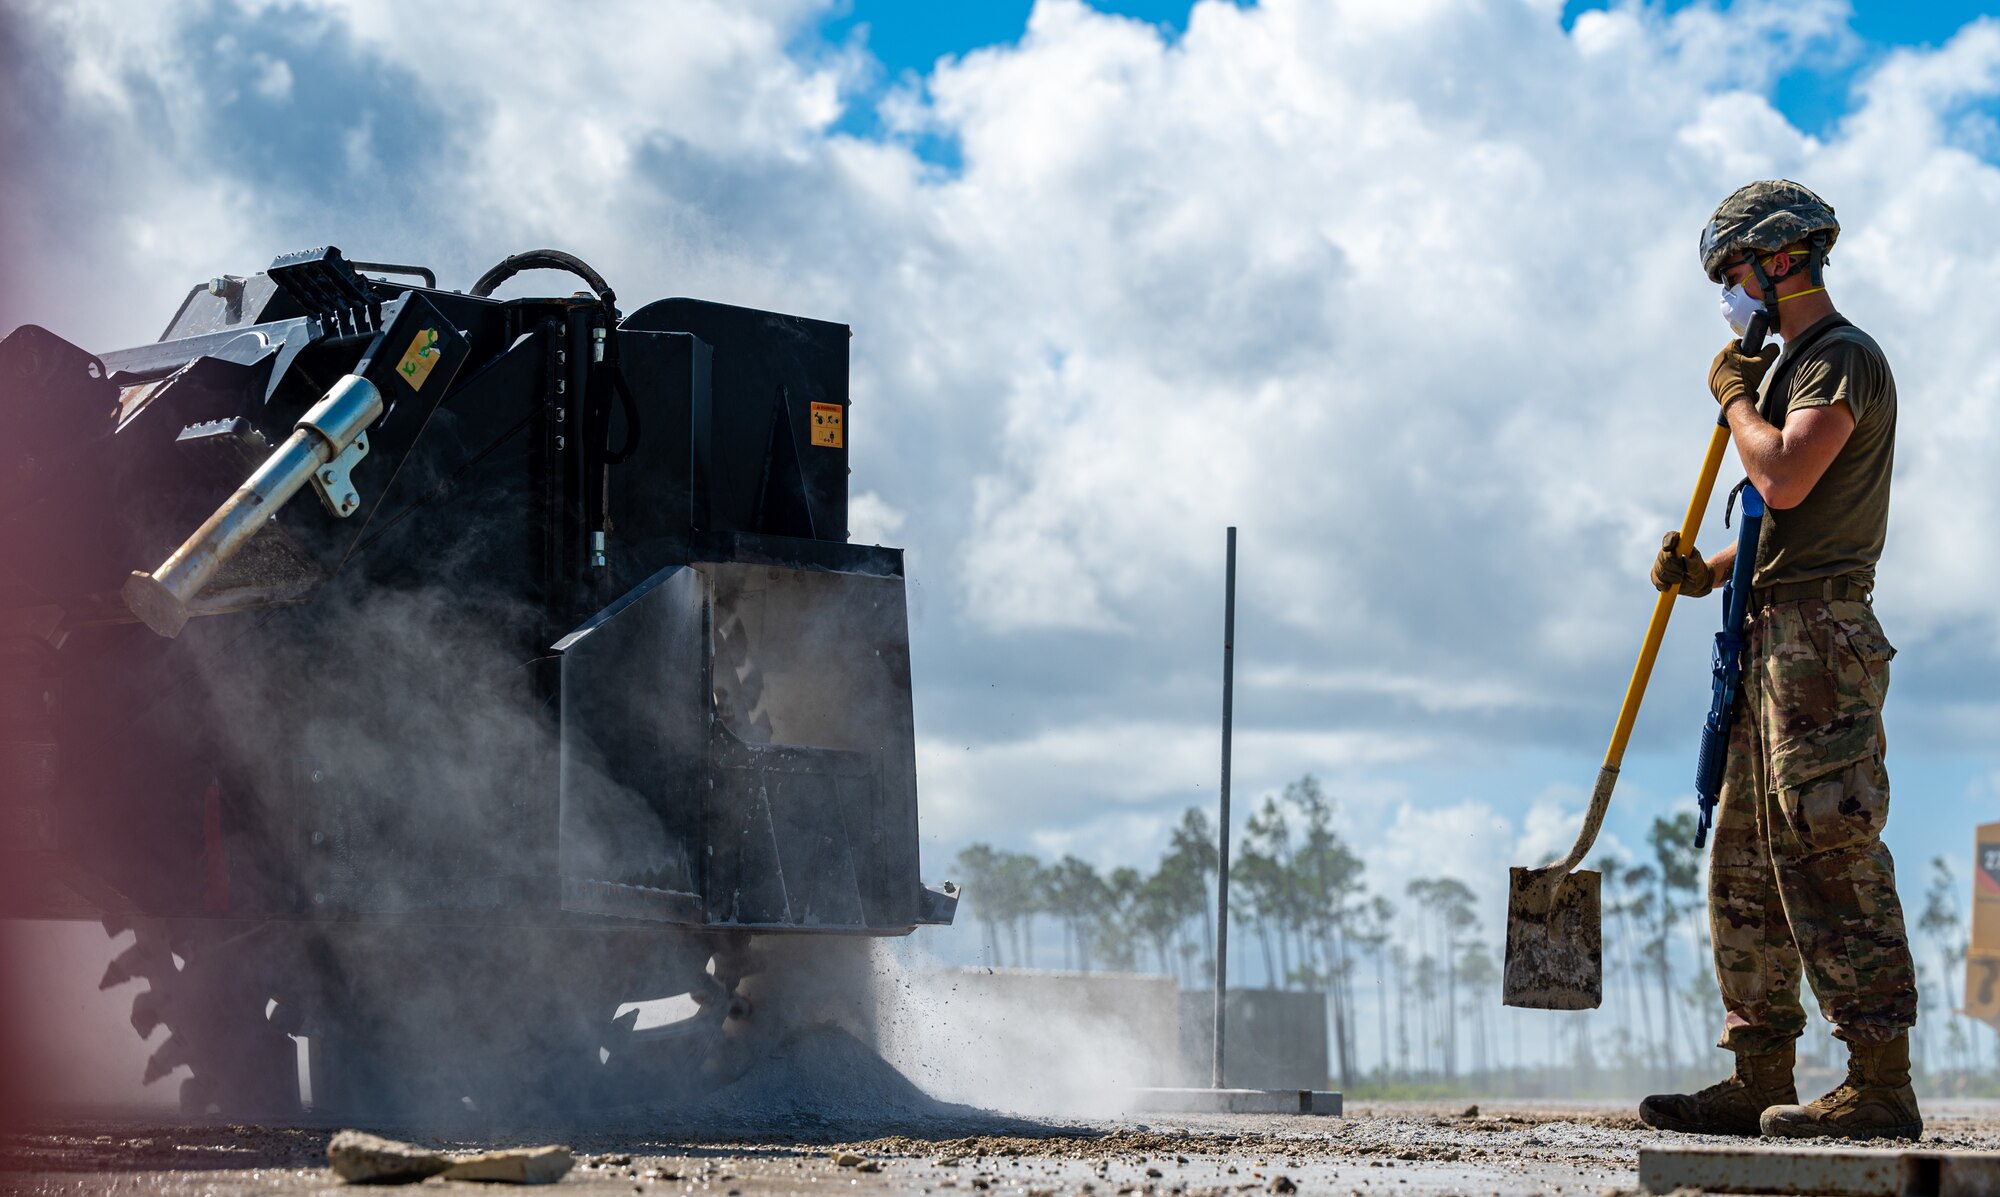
1124, 1087, 1341, 1115
1639, 1143, 2000, 1196
1178, 990, 1330, 1090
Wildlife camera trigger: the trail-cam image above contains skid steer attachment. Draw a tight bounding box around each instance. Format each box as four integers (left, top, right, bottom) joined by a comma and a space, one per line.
0, 247, 955, 1117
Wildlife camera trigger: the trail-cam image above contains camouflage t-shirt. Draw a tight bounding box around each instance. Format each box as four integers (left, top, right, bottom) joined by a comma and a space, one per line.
1750, 315, 1897, 589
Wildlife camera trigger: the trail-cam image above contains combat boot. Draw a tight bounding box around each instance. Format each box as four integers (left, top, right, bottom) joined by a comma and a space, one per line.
1760, 1034, 1923, 1140
1638, 1044, 1797, 1136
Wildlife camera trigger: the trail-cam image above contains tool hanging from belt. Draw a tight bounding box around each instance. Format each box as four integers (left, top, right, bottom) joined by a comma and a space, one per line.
1693, 479, 1764, 848
1685, 295, 1785, 851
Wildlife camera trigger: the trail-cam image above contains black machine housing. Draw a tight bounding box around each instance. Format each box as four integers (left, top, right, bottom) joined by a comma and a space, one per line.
1, 247, 956, 938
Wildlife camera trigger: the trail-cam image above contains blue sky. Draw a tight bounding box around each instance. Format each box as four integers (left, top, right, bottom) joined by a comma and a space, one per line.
826, 0, 2000, 149
1743, 0, 2000, 135
823, 0, 1216, 78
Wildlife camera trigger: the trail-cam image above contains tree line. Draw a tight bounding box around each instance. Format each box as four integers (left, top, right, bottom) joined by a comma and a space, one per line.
952, 775, 1486, 1087
951, 775, 1999, 1093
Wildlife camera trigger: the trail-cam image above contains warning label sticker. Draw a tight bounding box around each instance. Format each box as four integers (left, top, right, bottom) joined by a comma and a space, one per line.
810, 402, 843, 448
397, 327, 444, 392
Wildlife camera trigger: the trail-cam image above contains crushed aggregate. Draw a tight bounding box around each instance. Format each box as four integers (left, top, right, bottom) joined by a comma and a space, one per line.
10, 1100, 1996, 1195
6, 1025, 1998, 1195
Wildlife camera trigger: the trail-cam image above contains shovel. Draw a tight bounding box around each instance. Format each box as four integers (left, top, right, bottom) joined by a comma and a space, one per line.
1502, 411, 1742, 1010
1505, 313, 1773, 1010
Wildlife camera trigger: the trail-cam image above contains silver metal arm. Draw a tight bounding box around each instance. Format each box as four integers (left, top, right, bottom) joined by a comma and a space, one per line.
123, 374, 383, 638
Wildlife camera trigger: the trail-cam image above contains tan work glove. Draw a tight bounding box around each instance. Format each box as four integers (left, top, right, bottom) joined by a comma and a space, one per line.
1651, 531, 1714, 597
1709, 341, 1780, 409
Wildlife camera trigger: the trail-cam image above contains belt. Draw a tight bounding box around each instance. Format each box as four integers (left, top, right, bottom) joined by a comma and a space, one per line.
1752, 574, 1872, 606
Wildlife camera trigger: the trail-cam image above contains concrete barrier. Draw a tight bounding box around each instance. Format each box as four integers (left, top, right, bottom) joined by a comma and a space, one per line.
1178, 988, 1329, 1090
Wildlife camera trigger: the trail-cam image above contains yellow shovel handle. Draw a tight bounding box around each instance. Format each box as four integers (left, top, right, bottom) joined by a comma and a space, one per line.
1605, 422, 1732, 769
1541, 421, 1731, 879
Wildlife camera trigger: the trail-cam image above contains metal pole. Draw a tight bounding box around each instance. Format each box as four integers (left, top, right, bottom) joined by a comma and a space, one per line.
1211, 526, 1236, 1089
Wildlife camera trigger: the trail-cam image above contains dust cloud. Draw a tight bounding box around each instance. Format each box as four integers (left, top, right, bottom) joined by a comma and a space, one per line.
870, 945, 1180, 1119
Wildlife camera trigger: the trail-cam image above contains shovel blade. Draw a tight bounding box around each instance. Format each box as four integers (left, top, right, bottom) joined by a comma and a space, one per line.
1502, 865, 1602, 1010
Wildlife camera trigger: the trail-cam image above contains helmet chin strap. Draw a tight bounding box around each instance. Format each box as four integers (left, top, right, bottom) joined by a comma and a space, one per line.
1749, 255, 1780, 335
1753, 230, 1833, 333
1805, 229, 1829, 288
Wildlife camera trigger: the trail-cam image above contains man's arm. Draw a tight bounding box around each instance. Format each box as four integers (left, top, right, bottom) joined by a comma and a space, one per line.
1720, 396, 1855, 509
1704, 540, 1736, 581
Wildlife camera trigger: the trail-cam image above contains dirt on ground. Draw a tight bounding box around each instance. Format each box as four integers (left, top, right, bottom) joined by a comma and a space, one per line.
6, 1020, 1997, 1193
7, 1100, 2000, 1196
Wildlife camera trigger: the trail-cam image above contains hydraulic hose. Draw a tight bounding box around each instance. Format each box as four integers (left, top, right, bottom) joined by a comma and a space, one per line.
469, 249, 618, 317
470, 250, 640, 578
606, 364, 642, 465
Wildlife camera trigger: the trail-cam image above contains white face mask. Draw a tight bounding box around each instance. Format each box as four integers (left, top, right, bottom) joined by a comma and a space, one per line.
1719, 282, 1765, 338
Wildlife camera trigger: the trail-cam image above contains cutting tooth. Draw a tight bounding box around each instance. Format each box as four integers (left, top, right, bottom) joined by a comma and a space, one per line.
143, 1032, 190, 1084
610, 1007, 641, 1038
129, 988, 165, 1038
101, 941, 165, 990
266, 996, 306, 1036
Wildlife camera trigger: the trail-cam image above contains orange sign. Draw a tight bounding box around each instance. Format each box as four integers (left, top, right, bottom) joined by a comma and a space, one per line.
1968, 822, 2000, 1025
810, 401, 843, 448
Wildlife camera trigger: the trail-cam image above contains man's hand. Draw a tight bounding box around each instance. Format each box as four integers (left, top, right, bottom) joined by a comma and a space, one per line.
1651, 531, 1714, 597
1709, 341, 1780, 409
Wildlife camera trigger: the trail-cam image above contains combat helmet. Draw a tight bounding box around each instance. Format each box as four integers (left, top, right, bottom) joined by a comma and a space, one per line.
1699, 179, 1840, 287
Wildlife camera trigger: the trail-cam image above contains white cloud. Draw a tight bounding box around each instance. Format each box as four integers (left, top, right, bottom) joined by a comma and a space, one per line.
1376, 798, 1519, 940
846, 488, 907, 544
1244, 664, 1541, 715
251, 52, 292, 101
916, 718, 1433, 852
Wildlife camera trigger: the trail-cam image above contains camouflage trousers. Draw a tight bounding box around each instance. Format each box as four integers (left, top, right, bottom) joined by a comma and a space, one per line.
1709, 597, 1918, 1053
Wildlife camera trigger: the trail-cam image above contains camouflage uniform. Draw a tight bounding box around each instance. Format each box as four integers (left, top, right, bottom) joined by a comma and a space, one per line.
1708, 594, 1917, 1051
1643, 179, 1921, 1142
